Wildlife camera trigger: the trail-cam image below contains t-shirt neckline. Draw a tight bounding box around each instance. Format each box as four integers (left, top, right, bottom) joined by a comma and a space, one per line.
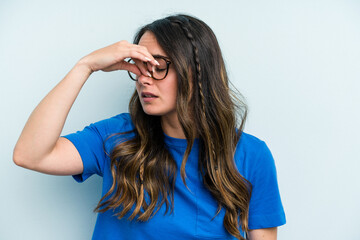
163, 132, 199, 148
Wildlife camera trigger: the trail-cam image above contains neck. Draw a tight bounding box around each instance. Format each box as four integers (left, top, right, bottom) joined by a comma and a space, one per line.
161, 113, 186, 139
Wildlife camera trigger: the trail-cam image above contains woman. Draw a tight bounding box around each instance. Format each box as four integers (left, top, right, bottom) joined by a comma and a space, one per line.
13, 14, 286, 240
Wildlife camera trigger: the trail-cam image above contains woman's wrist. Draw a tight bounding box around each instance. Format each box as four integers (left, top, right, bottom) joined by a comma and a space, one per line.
75, 58, 94, 76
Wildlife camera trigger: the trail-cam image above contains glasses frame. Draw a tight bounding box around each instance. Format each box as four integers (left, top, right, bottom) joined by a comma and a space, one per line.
127, 56, 172, 81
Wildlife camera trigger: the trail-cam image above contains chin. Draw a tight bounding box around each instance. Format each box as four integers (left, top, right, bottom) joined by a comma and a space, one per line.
142, 106, 175, 118
142, 107, 163, 116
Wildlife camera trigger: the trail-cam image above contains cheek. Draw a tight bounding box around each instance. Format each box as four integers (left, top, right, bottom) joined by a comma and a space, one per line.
135, 82, 141, 94
165, 73, 178, 99
169, 82, 177, 94
165, 82, 177, 104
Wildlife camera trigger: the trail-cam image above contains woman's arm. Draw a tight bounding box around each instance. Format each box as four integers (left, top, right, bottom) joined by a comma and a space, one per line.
13, 63, 92, 175
248, 227, 277, 240
13, 41, 158, 175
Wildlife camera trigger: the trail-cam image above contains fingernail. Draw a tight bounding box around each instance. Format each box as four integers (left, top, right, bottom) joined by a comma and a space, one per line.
154, 60, 160, 66
146, 71, 152, 77
145, 57, 151, 61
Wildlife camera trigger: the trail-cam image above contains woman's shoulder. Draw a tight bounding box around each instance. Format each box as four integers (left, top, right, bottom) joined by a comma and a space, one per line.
235, 131, 275, 177
109, 112, 132, 124
237, 131, 266, 152
86, 112, 135, 139
101, 112, 134, 131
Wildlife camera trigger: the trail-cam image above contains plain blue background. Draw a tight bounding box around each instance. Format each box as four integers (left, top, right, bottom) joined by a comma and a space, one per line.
1, 0, 359, 239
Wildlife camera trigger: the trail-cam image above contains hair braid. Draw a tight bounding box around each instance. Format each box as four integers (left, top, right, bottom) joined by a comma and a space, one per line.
174, 19, 218, 158
174, 20, 205, 113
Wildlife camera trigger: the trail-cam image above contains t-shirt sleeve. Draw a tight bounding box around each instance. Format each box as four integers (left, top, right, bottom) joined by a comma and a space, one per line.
247, 141, 286, 229
61, 118, 110, 183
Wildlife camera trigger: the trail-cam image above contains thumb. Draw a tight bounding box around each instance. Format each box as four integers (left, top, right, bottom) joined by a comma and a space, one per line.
102, 61, 141, 76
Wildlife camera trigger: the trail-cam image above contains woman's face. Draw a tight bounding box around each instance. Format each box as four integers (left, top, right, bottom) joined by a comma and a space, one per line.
136, 31, 178, 120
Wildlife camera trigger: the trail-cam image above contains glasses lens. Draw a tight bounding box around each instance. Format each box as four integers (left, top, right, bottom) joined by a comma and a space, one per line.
127, 57, 169, 81
152, 57, 168, 80
127, 59, 138, 81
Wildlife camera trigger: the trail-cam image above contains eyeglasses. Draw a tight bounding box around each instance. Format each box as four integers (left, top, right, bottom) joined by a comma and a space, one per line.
127, 56, 172, 81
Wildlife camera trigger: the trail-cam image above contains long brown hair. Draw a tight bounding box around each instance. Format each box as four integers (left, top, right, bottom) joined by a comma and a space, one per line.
95, 14, 251, 239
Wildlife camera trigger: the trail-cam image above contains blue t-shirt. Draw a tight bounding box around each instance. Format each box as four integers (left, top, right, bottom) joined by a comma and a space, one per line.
62, 113, 286, 239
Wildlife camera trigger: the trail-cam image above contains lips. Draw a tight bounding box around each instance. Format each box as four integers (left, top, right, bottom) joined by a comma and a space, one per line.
141, 91, 158, 103
141, 92, 158, 98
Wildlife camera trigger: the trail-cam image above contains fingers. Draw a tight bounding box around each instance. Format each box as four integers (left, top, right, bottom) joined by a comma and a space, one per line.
85, 40, 160, 73
124, 45, 159, 68
101, 61, 141, 74
132, 59, 152, 78
124, 62, 142, 76
102, 60, 148, 82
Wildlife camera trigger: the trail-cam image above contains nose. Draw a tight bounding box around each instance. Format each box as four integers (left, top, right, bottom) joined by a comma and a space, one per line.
137, 73, 154, 86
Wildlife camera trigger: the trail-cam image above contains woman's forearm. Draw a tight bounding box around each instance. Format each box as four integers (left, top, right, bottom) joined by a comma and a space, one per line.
13, 62, 92, 167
